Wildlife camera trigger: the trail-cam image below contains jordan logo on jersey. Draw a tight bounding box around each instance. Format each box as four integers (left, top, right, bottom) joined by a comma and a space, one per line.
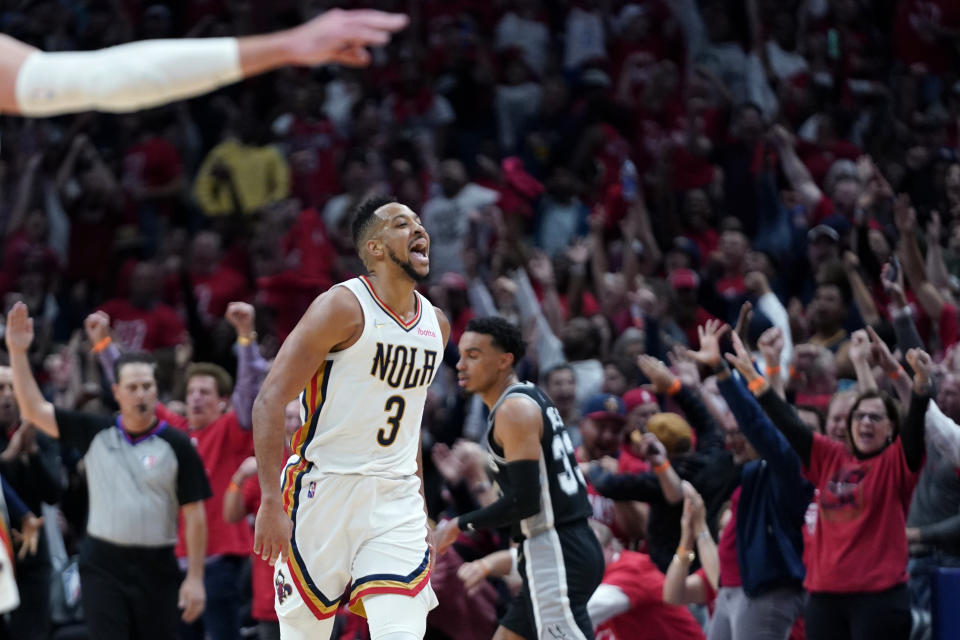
370, 343, 438, 389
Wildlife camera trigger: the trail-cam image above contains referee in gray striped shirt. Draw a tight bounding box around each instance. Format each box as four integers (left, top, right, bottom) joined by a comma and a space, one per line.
4, 302, 211, 640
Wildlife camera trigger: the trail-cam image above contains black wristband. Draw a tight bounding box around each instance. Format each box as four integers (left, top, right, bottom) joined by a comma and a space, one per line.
456, 459, 541, 532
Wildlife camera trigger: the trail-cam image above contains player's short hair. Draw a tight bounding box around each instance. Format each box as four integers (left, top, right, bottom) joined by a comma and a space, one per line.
465, 316, 526, 367
351, 195, 398, 253
185, 362, 234, 397
114, 352, 157, 383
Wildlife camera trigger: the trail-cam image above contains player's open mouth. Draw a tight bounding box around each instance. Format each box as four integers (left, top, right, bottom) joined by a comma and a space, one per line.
457, 376, 468, 387
410, 238, 429, 265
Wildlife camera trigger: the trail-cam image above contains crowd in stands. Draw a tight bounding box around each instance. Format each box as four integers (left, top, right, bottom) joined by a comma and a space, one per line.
1, 0, 960, 639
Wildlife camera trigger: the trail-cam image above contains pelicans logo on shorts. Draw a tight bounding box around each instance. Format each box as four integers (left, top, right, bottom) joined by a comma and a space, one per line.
276, 570, 293, 604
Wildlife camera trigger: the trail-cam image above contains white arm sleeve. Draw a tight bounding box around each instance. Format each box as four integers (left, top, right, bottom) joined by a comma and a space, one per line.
15, 38, 242, 116
756, 291, 794, 371
587, 584, 631, 628
925, 401, 960, 467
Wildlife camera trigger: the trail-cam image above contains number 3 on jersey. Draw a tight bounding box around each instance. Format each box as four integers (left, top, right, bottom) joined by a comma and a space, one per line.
547, 407, 586, 496
378, 395, 406, 446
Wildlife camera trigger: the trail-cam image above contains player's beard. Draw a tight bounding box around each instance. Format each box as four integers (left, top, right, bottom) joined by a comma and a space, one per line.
386, 246, 428, 283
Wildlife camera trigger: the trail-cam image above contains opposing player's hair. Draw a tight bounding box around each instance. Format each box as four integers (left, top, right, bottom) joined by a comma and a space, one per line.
114, 351, 157, 382
350, 195, 398, 253
465, 316, 526, 367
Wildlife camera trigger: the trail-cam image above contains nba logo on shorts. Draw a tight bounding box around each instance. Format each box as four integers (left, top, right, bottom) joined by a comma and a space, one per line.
307, 481, 317, 498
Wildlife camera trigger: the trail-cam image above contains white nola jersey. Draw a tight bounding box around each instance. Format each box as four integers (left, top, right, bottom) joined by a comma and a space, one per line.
290, 276, 443, 477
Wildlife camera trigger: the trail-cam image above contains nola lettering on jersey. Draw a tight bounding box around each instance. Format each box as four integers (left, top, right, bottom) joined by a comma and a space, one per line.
370, 343, 439, 389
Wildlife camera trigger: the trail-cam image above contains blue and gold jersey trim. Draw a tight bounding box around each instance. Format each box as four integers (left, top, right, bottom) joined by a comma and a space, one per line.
290, 361, 332, 459
280, 361, 340, 619
281, 458, 341, 620
347, 548, 432, 618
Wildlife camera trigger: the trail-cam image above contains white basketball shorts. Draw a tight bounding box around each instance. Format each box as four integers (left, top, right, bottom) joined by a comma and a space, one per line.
273, 462, 437, 626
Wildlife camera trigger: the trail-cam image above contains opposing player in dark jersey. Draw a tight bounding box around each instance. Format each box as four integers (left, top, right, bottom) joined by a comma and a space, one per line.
435, 316, 604, 640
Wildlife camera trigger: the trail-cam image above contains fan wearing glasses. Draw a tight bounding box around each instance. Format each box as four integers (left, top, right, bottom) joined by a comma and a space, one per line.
726, 331, 933, 640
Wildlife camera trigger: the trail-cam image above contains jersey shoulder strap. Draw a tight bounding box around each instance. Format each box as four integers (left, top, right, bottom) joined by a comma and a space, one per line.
488, 383, 541, 424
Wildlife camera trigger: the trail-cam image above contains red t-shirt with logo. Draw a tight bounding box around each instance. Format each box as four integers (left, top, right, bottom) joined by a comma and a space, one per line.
98, 298, 187, 352
803, 434, 920, 593
595, 551, 705, 640
158, 405, 255, 559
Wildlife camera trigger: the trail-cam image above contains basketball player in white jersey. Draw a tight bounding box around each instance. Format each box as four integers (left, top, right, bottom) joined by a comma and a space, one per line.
252, 196, 450, 640
0, 9, 406, 117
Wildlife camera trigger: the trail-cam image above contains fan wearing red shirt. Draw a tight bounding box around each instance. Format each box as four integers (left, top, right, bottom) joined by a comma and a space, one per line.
164, 231, 250, 326
278, 86, 342, 208
98, 261, 188, 353
223, 399, 303, 640
122, 119, 184, 220
88, 303, 269, 640
588, 520, 705, 640
279, 206, 337, 293
576, 394, 647, 543
755, 350, 934, 640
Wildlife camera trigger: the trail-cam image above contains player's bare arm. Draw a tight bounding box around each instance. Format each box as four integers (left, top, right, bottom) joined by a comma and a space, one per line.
493, 397, 545, 461
435, 397, 543, 552
0, 35, 35, 114
252, 286, 363, 564
0, 9, 407, 116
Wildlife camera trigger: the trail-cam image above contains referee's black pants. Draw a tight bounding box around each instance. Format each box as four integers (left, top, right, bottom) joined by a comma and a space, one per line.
79, 536, 180, 640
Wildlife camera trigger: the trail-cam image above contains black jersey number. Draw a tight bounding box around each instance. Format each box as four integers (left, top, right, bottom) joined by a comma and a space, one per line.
378, 396, 406, 446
